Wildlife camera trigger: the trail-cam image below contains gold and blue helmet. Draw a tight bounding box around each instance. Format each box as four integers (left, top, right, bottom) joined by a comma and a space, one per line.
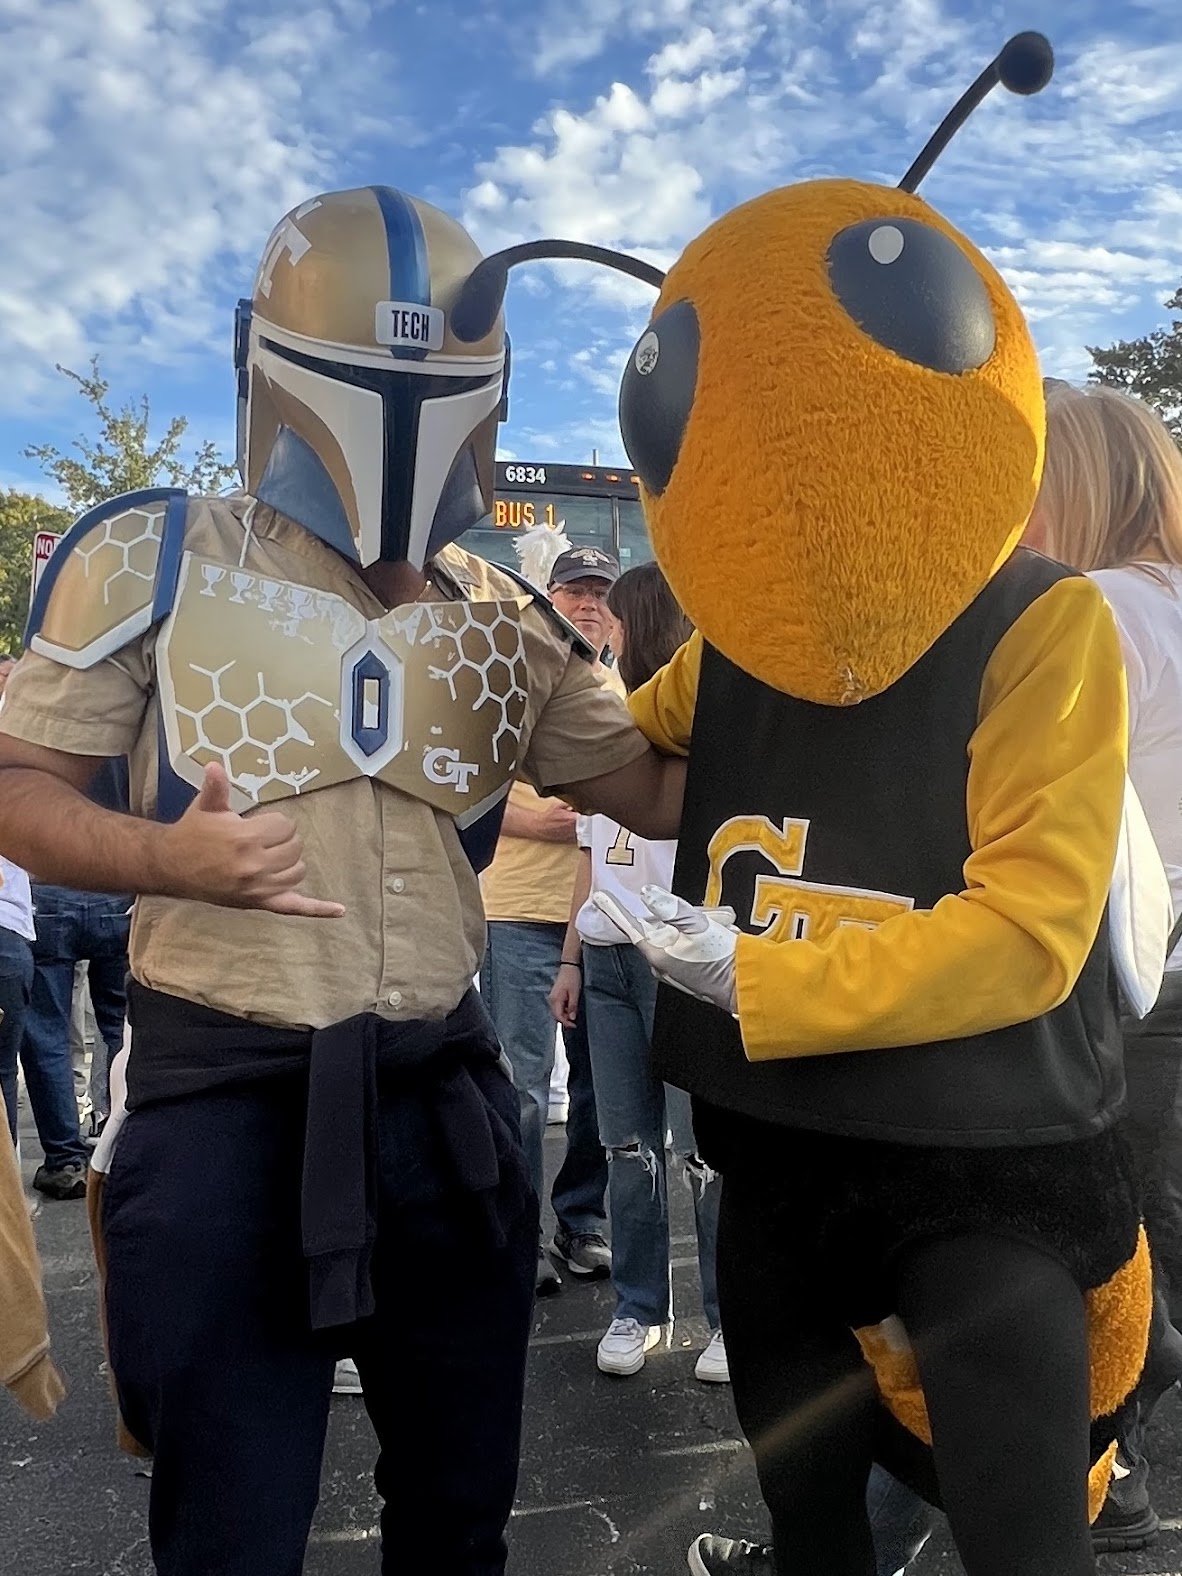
234, 185, 507, 569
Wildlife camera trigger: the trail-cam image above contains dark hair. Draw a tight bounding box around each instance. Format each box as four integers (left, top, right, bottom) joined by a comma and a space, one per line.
607, 562, 692, 693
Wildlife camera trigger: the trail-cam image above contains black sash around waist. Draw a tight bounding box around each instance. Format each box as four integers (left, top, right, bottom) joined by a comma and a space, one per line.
125, 980, 506, 1331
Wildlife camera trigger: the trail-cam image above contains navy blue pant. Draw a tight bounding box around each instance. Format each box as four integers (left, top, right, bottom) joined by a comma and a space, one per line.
0, 924, 34, 1143
102, 1065, 538, 1576
24, 884, 130, 1166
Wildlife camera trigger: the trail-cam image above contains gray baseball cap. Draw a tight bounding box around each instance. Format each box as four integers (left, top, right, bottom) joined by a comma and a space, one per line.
548, 546, 620, 586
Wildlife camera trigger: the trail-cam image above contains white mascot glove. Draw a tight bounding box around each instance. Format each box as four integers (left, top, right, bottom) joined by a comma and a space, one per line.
592, 885, 739, 1016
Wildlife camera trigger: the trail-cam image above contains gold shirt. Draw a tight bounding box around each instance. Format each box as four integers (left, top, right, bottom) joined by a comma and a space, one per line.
0, 496, 647, 1029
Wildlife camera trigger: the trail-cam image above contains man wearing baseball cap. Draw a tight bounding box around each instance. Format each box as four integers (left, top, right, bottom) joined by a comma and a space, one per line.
480, 544, 623, 1294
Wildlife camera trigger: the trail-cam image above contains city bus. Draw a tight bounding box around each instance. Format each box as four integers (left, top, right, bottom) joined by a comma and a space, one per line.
460, 462, 653, 574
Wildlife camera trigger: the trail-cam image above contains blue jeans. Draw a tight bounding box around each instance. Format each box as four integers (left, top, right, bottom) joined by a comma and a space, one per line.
866, 1465, 934, 1574
23, 885, 131, 1168
0, 924, 35, 1143
583, 943, 721, 1328
480, 921, 607, 1238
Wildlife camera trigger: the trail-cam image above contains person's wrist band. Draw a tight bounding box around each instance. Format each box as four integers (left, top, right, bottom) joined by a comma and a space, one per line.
559, 960, 582, 972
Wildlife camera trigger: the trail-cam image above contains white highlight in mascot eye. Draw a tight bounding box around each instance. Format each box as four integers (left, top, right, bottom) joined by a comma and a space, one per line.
635, 331, 660, 375
868, 225, 905, 265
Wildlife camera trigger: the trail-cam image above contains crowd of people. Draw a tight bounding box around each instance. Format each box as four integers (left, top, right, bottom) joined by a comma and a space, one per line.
0, 42, 1181, 1572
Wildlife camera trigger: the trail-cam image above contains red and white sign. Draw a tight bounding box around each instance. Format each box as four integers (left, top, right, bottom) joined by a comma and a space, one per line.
31, 531, 63, 602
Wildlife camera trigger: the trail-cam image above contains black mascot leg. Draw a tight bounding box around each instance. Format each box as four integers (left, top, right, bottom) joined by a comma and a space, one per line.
894, 1231, 1096, 1576
716, 1175, 879, 1574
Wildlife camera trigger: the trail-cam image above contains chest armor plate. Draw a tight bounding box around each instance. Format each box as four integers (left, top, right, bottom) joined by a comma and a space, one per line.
157, 552, 529, 824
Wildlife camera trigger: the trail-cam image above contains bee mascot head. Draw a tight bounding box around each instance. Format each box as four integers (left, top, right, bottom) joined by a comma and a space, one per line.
451, 31, 1052, 705
451, 31, 1154, 1522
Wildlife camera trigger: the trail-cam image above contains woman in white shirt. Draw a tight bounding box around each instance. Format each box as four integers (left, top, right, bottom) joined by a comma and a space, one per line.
549, 565, 725, 1383
1026, 382, 1182, 1552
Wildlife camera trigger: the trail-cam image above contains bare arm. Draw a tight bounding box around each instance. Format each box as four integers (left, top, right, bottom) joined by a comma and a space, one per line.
563, 846, 593, 962
555, 749, 686, 842
0, 736, 343, 916
0, 737, 166, 893
549, 847, 592, 1029
501, 795, 578, 844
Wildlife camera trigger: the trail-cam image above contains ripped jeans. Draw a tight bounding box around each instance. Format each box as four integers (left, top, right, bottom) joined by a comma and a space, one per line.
583, 943, 720, 1329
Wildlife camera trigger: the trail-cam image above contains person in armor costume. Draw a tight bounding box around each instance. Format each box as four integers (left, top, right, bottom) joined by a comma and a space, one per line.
418, 31, 1178, 1576
0, 186, 684, 1576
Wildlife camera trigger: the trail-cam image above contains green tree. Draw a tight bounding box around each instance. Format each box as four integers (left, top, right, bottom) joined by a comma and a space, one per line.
0, 489, 71, 655
23, 357, 237, 512
1087, 285, 1182, 443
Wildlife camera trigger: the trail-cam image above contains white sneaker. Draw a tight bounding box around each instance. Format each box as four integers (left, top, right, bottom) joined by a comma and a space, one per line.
694, 1328, 730, 1383
596, 1317, 662, 1376
333, 1358, 362, 1395
547, 1093, 569, 1125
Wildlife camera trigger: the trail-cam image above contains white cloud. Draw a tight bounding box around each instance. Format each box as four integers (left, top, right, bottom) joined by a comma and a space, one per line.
0, 0, 392, 414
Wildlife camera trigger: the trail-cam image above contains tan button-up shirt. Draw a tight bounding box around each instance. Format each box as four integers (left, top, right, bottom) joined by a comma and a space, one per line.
0, 496, 647, 1029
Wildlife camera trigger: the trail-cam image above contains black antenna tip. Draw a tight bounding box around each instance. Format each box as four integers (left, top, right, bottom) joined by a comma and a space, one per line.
997, 32, 1054, 96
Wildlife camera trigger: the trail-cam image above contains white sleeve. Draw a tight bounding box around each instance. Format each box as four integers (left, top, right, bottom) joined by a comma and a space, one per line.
576, 814, 593, 850
1109, 777, 1174, 1018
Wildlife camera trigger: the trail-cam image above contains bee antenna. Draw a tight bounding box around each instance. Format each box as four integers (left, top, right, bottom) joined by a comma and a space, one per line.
452, 241, 664, 345
898, 32, 1053, 194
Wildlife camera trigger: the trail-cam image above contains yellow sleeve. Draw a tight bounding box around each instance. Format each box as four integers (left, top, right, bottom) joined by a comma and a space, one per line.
626, 631, 703, 756
737, 576, 1127, 1061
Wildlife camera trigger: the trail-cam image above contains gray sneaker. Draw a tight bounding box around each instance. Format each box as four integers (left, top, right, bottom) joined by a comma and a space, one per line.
688, 1534, 774, 1575
551, 1230, 611, 1279
32, 1162, 87, 1201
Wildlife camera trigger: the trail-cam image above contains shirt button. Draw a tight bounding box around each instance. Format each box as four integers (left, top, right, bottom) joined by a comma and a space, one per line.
387, 990, 403, 1008
388, 877, 405, 894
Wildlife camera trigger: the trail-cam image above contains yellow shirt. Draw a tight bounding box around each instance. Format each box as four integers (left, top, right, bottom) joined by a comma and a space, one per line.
0, 498, 648, 1029
481, 663, 626, 925
480, 780, 579, 924
629, 577, 1127, 1061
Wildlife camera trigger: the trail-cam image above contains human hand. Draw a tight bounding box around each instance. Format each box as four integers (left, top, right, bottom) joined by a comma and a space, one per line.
549, 962, 582, 1027
591, 887, 738, 1015
535, 802, 579, 844
158, 764, 345, 917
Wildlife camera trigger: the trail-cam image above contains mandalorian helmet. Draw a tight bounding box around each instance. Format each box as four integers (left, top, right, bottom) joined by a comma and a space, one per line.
234, 185, 507, 569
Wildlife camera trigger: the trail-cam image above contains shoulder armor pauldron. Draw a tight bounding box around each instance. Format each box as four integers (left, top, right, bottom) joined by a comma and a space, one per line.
26, 488, 189, 668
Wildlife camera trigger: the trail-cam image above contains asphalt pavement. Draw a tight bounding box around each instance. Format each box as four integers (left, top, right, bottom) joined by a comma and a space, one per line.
4, 1118, 1182, 1576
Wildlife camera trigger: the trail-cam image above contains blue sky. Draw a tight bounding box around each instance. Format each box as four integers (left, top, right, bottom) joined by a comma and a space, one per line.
2, 0, 1181, 502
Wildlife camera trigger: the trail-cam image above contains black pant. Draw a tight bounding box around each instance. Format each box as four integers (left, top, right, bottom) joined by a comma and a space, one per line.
102, 1067, 537, 1576
1122, 975, 1182, 1320
718, 1172, 1097, 1576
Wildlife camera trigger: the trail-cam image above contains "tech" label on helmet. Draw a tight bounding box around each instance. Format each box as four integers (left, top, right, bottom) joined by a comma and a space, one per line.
375, 301, 445, 351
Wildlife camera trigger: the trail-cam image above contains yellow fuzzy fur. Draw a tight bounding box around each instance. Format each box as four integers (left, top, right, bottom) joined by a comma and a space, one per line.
642, 178, 1044, 704
854, 1228, 1152, 1526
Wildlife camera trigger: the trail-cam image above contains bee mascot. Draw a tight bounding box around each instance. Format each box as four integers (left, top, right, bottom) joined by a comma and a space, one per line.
448, 30, 1178, 1576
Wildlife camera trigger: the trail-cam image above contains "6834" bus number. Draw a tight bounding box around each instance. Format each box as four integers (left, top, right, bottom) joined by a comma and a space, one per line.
503, 465, 546, 484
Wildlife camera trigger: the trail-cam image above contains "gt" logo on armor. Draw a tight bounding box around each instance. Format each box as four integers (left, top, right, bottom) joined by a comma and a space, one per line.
703, 815, 914, 943
423, 748, 479, 794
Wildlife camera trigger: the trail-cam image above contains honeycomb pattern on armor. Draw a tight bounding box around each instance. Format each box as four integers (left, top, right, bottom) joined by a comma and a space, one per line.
76, 506, 166, 607
174, 660, 335, 799
419, 604, 527, 763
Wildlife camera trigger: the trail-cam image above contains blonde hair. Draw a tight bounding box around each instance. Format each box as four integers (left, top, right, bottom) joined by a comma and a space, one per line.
1034, 383, 1182, 575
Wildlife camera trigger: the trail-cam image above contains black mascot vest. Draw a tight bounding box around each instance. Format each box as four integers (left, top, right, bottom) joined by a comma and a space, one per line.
654, 549, 1123, 1148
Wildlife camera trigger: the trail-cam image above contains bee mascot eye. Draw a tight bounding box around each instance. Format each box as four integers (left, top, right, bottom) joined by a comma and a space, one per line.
618, 298, 700, 496
827, 218, 996, 374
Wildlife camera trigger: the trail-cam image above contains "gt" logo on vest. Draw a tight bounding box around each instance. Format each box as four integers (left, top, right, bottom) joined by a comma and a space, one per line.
703, 815, 914, 943
423, 748, 479, 794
